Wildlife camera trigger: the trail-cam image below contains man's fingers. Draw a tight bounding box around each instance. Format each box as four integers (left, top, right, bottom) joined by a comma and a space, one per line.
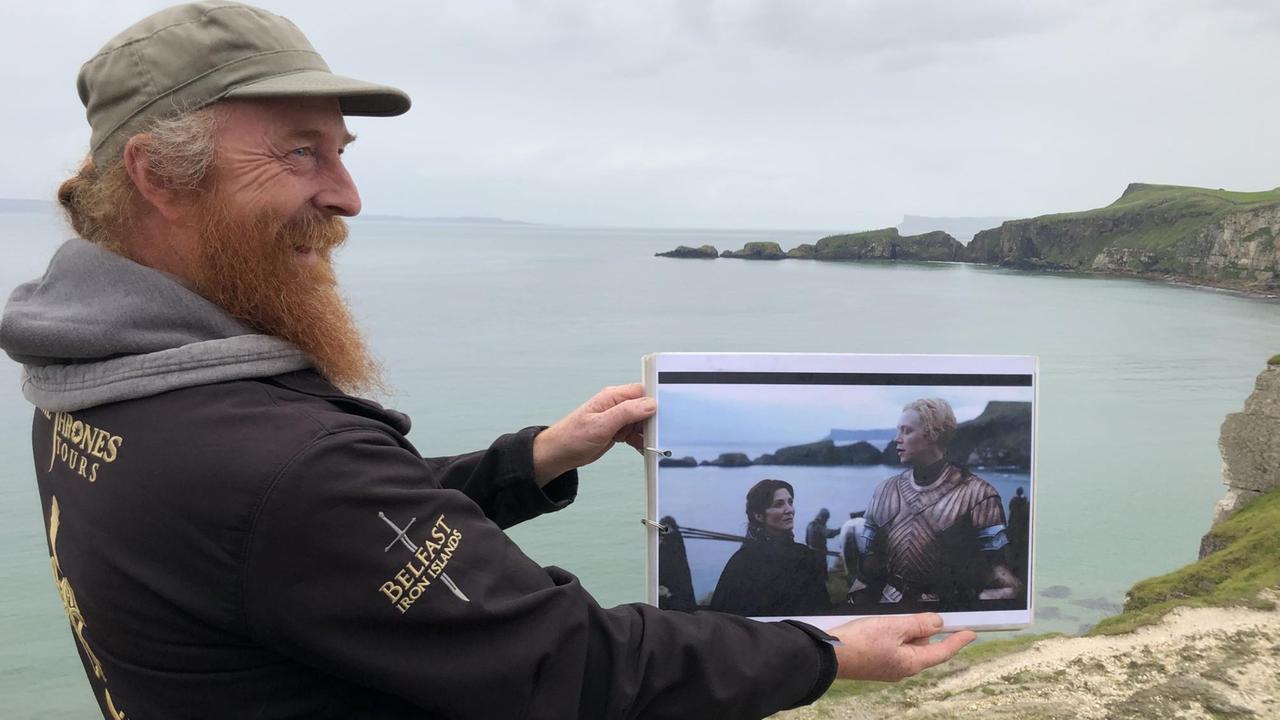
908, 631, 977, 672
598, 396, 656, 433
586, 384, 646, 411
901, 613, 945, 641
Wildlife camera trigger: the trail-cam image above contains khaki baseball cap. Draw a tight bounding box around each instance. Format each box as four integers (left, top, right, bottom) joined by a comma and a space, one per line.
78, 1, 411, 167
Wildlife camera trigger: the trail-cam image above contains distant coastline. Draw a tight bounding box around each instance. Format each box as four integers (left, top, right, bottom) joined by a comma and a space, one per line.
355, 214, 542, 226
656, 183, 1280, 298
0, 199, 55, 214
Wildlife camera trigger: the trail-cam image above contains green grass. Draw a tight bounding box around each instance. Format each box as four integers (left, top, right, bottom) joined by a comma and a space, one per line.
1088, 486, 1280, 636
817, 227, 900, 245
1267, 354, 1280, 366
995, 183, 1280, 261
816, 631, 1064, 703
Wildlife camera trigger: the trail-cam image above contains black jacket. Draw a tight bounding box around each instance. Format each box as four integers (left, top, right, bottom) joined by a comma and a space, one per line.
33, 370, 836, 719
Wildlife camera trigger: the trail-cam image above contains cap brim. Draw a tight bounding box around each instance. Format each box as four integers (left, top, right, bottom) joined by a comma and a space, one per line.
225, 70, 411, 117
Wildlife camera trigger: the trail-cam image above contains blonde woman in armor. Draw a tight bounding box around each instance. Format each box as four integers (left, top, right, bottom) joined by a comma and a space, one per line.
855, 399, 1024, 609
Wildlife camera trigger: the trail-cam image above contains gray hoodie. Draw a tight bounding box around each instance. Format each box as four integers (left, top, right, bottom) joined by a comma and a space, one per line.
1, 238, 311, 412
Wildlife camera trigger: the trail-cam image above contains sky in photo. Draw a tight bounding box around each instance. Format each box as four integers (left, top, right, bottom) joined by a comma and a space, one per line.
658, 382, 1034, 446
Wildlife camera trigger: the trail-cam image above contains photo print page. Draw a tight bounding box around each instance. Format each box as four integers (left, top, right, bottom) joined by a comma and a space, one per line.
644, 353, 1036, 631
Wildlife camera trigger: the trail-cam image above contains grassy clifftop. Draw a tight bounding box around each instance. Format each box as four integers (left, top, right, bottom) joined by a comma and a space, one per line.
969, 184, 1280, 288
1035, 183, 1280, 252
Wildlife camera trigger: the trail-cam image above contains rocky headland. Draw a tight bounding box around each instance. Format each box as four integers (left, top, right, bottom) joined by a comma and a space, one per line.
969, 183, 1280, 293
776, 360, 1280, 720
655, 183, 1280, 295
946, 401, 1033, 470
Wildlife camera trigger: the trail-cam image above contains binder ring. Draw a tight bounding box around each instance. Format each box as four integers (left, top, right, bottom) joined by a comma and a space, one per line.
640, 518, 670, 534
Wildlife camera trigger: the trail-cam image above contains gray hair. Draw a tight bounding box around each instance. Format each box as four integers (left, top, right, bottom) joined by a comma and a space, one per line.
58, 107, 220, 250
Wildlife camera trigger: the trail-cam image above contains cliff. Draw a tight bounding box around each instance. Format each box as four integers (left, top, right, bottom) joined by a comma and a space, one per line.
947, 401, 1033, 470
1201, 360, 1280, 555
968, 183, 1280, 292
813, 228, 966, 262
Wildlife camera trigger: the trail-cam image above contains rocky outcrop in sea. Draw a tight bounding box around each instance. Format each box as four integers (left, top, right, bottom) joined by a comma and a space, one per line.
655, 244, 718, 259
720, 241, 787, 260
813, 228, 966, 262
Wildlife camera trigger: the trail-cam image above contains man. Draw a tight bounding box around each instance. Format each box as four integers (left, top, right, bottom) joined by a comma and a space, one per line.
0, 4, 974, 718
857, 398, 1023, 609
1007, 486, 1031, 581
805, 507, 840, 557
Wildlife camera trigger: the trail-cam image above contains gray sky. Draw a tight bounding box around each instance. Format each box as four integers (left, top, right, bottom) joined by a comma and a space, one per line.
4, 0, 1278, 229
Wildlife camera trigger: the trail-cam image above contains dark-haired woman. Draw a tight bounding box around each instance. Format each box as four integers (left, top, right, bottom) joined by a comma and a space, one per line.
709, 479, 830, 616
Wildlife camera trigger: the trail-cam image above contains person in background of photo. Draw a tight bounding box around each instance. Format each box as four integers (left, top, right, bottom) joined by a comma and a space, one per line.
805, 507, 840, 561
839, 511, 867, 592
657, 515, 698, 612
856, 399, 1024, 609
711, 479, 831, 616
1007, 487, 1031, 583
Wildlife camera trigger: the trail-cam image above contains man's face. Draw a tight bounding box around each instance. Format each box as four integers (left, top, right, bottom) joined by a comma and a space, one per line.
183, 97, 378, 393
895, 409, 939, 467
759, 488, 795, 534
209, 96, 361, 236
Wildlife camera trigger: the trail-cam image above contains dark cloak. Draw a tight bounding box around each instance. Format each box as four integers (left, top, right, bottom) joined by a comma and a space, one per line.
709, 532, 831, 617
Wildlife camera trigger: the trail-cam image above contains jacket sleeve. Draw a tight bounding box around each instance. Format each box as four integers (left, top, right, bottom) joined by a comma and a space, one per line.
242, 429, 836, 720
421, 425, 578, 529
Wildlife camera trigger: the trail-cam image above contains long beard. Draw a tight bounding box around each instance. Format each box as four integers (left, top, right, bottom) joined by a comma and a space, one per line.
187, 201, 381, 395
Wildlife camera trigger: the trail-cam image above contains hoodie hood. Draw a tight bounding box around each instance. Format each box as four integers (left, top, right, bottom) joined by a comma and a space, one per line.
1, 239, 311, 411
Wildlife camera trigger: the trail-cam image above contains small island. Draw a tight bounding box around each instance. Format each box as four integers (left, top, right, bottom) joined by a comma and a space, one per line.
655, 244, 719, 259
720, 241, 786, 260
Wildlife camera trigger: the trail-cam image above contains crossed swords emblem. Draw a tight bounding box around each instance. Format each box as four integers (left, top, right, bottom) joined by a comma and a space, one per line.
379, 512, 470, 603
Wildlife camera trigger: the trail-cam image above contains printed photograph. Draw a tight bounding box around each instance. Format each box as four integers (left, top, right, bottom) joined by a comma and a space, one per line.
653, 362, 1034, 624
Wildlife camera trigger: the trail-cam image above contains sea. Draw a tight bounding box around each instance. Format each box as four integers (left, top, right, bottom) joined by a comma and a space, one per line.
1, 209, 1278, 717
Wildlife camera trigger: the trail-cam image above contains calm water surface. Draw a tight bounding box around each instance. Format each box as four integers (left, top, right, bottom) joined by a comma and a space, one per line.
2, 212, 1278, 717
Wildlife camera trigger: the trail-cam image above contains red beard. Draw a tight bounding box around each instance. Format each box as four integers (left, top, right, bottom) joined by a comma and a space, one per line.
187, 199, 381, 394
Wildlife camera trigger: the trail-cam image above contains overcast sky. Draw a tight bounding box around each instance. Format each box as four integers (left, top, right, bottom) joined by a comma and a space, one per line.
4, 0, 1278, 229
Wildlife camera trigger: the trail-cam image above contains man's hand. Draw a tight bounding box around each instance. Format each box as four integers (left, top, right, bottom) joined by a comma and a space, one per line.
829, 613, 977, 681
532, 384, 656, 485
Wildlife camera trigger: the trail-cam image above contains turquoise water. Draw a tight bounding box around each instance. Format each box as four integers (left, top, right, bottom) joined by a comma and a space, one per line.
2, 212, 1279, 717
